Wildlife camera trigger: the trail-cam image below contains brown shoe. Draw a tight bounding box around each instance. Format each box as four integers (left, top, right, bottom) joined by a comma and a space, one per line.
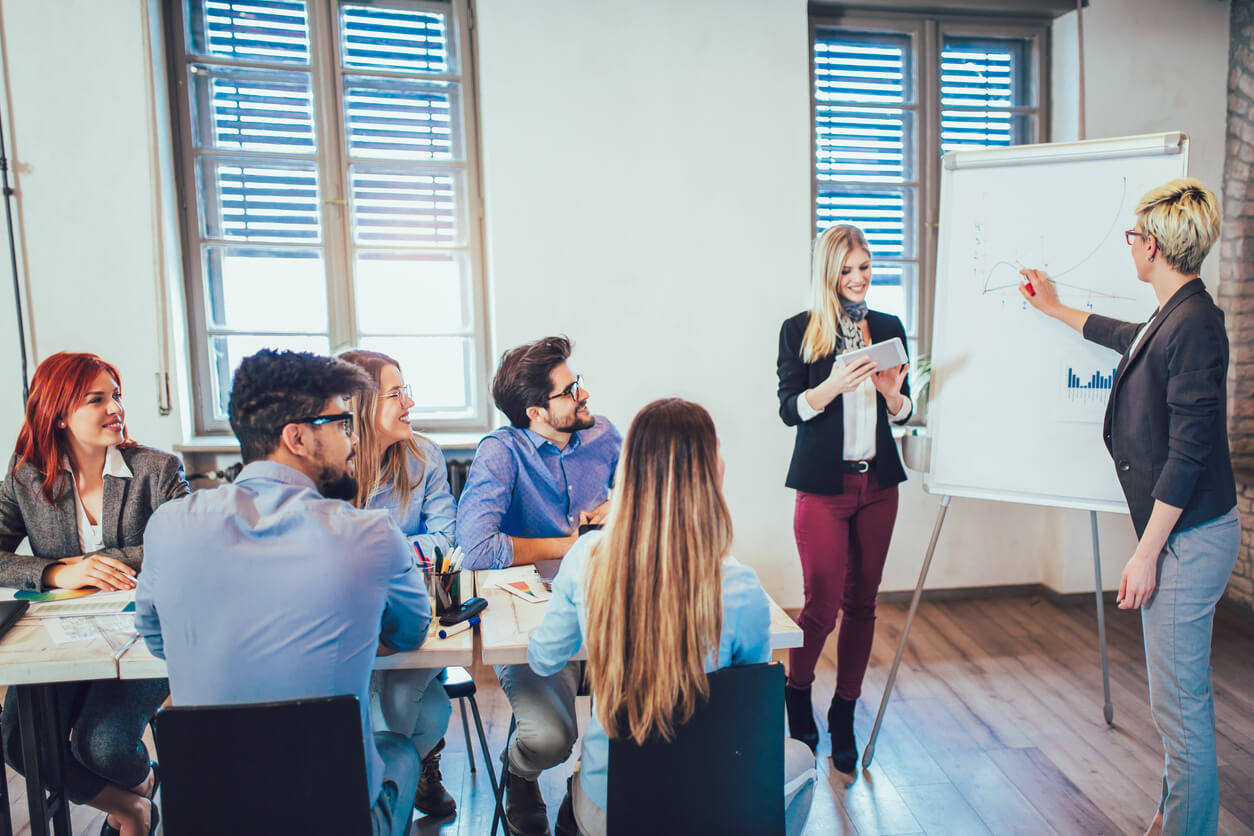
414, 738, 456, 818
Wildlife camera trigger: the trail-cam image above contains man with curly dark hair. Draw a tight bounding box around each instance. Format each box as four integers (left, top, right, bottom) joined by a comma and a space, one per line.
137, 349, 433, 836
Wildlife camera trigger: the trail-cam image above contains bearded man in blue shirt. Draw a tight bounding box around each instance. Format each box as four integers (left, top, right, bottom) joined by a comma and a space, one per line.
456, 336, 621, 836
137, 350, 432, 836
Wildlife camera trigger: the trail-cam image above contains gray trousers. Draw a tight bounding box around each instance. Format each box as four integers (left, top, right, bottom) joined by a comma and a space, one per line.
370, 731, 420, 836
570, 737, 817, 835
370, 667, 452, 759
1142, 507, 1240, 836
496, 661, 581, 780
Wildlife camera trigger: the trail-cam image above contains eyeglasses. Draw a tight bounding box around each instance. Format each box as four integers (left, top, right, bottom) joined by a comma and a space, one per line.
290, 412, 354, 436
547, 375, 585, 402
381, 384, 412, 403
1124, 229, 1149, 246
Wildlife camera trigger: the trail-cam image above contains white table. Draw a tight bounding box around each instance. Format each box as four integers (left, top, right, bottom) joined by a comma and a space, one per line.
476, 566, 803, 666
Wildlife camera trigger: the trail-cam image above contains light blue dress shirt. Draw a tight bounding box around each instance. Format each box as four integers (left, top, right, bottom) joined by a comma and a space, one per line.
135, 461, 431, 807
455, 416, 621, 570
527, 531, 772, 812
367, 435, 456, 561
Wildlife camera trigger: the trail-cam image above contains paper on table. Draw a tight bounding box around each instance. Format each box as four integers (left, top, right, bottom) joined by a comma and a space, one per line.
495, 578, 551, 604
94, 614, 137, 634
27, 590, 135, 618
45, 617, 101, 644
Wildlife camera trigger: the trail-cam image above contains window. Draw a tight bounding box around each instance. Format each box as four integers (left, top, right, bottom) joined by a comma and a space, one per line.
810, 13, 1047, 361
166, 0, 487, 434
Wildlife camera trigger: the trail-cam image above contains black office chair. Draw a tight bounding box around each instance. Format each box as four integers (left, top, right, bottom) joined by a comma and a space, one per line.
152, 695, 373, 836
443, 666, 498, 796
606, 662, 786, 836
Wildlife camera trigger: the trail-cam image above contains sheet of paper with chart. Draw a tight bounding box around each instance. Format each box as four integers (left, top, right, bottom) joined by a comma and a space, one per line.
925, 134, 1188, 512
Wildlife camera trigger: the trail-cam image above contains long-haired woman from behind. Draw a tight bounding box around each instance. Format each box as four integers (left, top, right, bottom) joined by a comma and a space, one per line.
776, 223, 912, 773
528, 398, 816, 835
0, 353, 188, 836
339, 349, 457, 819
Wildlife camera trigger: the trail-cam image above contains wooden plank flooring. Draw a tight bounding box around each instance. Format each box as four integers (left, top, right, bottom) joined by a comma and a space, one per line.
2, 594, 1252, 835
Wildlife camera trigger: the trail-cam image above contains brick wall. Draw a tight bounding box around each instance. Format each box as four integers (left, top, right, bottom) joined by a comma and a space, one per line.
1220, 0, 1254, 612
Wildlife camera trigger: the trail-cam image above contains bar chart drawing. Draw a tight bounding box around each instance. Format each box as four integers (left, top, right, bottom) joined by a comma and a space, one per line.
1066, 366, 1117, 406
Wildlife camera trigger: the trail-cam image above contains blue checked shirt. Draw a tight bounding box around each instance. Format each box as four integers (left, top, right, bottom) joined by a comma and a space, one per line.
455, 416, 622, 569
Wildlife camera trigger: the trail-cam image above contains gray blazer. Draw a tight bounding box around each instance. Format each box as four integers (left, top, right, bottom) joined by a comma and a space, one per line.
0, 444, 190, 590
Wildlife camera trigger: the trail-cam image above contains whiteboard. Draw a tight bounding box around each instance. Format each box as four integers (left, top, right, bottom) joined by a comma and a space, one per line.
925, 133, 1189, 512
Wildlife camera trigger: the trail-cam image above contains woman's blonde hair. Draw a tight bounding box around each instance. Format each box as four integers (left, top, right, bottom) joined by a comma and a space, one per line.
337, 349, 426, 511
1135, 177, 1220, 276
584, 398, 732, 745
801, 223, 871, 362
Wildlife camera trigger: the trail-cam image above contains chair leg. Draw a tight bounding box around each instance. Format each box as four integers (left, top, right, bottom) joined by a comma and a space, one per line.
490, 715, 517, 836
469, 696, 498, 799
459, 698, 475, 773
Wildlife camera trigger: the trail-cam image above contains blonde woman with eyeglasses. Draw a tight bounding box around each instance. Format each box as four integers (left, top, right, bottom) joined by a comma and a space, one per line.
339, 349, 459, 820
528, 398, 816, 835
1020, 178, 1237, 836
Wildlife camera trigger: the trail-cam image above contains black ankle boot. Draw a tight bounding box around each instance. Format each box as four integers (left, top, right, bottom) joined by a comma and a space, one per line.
784, 682, 819, 753
828, 695, 858, 773
414, 737, 456, 817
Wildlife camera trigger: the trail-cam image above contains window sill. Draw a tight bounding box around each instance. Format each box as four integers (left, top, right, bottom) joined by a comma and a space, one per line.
176, 430, 488, 457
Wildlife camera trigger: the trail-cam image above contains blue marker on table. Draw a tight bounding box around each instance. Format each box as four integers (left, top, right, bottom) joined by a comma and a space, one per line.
438, 616, 480, 639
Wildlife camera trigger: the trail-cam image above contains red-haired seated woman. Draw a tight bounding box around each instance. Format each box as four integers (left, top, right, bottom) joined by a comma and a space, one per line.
0, 353, 189, 836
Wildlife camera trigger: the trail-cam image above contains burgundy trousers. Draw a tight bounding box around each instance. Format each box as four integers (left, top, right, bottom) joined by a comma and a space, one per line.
788, 471, 899, 699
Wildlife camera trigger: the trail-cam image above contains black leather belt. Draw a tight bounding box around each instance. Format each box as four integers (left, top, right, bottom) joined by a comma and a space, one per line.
842, 459, 873, 473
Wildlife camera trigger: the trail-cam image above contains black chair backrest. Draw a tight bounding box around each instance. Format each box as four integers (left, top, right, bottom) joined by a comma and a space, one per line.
153, 694, 373, 836
606, 662, 785, 836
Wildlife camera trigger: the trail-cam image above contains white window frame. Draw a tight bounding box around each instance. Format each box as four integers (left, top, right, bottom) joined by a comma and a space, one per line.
809, 8, 1050, 369
164, 0, 490, 435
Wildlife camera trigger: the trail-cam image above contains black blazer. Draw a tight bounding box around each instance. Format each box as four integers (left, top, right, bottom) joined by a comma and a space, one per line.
0, 445, 190, 590
1084, 279, 1236, 538
777, 309, 912, 494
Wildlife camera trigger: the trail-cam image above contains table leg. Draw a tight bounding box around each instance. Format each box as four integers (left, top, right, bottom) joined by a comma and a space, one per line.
14, 686, 49, 836
35, 687, 71, 836
13, 686, 71, 836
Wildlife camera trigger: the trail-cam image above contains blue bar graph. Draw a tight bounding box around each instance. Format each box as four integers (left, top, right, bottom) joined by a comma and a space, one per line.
1066, 367, 1117, 405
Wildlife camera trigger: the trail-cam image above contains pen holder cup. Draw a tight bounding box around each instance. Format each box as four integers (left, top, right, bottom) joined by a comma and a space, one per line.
424, 570, 461, 618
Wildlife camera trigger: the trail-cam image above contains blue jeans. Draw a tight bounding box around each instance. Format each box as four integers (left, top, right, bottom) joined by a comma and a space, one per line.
1142, 506, 1240, 836
371, 731, 420, 836
370, 667, 452, 759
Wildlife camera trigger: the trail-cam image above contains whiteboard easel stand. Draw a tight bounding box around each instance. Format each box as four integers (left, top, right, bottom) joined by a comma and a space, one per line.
860, 498, 1114, 770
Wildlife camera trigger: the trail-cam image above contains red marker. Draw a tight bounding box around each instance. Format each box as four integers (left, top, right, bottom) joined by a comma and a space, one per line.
1023, 279, 1036, 297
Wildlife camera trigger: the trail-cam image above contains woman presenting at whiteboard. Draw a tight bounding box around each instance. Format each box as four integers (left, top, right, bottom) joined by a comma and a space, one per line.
776, 223, 911, 773
1020, 178, 1237, 836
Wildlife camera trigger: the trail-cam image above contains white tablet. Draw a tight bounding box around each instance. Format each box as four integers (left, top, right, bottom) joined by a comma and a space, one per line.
834, 336, 908, 370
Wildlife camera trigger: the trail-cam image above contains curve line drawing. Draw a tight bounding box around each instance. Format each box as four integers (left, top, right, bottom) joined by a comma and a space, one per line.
982, 176, 1134, 300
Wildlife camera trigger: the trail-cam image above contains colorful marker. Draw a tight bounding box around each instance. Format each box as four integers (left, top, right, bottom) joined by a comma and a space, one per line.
1023, 279, 1036, 296
438, 616, 480, 639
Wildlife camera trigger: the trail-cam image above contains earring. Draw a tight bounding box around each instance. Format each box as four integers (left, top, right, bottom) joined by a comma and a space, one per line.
58, 421, 66, 428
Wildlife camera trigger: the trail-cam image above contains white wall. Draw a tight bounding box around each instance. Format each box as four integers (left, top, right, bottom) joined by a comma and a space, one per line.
0, 0, 187, 455
0, 0, 1233, 606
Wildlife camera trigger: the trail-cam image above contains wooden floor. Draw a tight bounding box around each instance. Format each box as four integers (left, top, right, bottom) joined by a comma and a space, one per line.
5, 594, 1254, 835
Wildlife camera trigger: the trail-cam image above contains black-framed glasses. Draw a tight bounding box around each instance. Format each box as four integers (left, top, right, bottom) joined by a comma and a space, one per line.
290, 412, 354, 436
547, 375, 585, 402
381, 384, 412, 403
1124, 229, 1149, 246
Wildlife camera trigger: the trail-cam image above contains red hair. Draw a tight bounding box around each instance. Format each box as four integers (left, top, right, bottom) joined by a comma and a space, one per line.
15, 352, 136, 504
